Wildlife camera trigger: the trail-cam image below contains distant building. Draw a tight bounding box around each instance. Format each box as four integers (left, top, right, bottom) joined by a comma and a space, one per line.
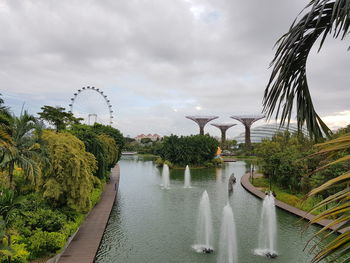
233, 123, 308, 144
135, 133, 162, 142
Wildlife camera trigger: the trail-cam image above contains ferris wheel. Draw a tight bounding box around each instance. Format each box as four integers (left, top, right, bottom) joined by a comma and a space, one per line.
68, 86, 114, 125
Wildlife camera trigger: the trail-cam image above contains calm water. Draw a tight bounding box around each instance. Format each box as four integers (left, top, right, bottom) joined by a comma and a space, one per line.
95, 156, 323, 263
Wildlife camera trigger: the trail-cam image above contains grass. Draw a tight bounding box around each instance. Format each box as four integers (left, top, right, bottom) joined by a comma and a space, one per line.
251, 177, 324, 215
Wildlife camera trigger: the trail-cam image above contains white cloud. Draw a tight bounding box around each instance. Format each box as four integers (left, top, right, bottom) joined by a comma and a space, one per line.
0, 0, 348, 137
322, 111, 350, 130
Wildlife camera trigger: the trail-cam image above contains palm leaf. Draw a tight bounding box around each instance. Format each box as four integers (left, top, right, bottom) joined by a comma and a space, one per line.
305, 132, 350, 262
263, 0, 350, 140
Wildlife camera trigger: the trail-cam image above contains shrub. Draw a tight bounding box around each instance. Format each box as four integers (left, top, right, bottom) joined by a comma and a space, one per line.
27, 230, 66, 258
11, 236, 30, 263
20, 209, 67, 234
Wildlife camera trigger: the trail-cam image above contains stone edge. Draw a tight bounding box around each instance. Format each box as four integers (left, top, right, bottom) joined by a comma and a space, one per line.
240, 172, 345, 234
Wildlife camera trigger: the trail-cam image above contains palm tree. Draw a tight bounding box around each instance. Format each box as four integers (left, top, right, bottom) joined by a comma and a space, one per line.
0, 95, 13, 149
0, 111, 41, 188
0, 188, 24, 263
263, 0, 350, 262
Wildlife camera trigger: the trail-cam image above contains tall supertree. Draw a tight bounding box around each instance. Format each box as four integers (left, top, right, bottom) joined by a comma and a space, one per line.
210, 123, 236, 144
186, 115, 218, 135
231, 115, 265, 149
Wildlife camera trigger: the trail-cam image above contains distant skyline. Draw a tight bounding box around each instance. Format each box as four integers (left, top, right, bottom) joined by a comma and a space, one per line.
1, 0, 349, 138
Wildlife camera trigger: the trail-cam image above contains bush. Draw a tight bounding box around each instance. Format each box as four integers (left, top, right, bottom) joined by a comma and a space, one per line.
27, 230, 66, 258
19, 209, 67, 234
61, 215, 84, 237
11, 236, 30, 263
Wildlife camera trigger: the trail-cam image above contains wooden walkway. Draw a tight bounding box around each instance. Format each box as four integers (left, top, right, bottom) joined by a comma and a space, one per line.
240, 172, 345, 234
57, 165, 120, 263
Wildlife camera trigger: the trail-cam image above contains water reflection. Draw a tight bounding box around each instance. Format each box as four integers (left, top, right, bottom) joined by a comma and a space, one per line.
95, 156, 328, 263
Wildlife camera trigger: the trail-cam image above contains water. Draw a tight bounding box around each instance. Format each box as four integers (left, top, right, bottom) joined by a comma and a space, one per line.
95, 157, 329, 263
193, 190, 213, 253
255, 193, 277, 257
218, 203, 238, 263
184, 165, 191, 188
161, 163, 170, 189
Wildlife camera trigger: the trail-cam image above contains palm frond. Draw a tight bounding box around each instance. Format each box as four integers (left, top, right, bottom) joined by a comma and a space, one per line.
264, 0, 350, 140
305, 132, 350, 262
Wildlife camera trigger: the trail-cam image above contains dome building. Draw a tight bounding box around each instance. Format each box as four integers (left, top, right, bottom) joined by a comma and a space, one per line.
233, 123, 308, 144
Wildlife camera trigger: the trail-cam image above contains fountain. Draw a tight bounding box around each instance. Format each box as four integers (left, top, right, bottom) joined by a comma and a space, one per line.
254, 192, 277, 258
161, 164, 170, 189
184, 165, 191, 188
218, 203, 238, 263
193, 190, 213, 253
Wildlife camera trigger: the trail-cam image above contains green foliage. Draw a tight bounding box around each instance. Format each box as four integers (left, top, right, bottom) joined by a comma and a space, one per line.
6, 236, 29, 263
91, 123, 124, 162
69, 124, 117, 179
211, 158, 223, 167
159, 134, 219, 166
27, 230, 65, 258
69, 124, 119, 179
251, 177, 324, 214
97, 134, 118, 169
18, 209, 67, 236
140, 138, 152, 144
90, 182, 104, 207
0, 99, 112, 261
125, 140, 163, 155
255, 131, 313, 192
37, 106, 82, 131
0, 111, 42, 189
41, 130, 97, 212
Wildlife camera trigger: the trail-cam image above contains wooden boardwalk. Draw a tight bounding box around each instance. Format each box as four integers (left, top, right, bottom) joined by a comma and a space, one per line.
57, 165, 120, 263
240, 172, 345, 234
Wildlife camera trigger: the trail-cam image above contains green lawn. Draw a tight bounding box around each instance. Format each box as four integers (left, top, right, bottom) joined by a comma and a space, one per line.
251, 177, 324, 215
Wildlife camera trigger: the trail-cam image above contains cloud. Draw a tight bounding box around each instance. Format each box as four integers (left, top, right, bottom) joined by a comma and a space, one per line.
0, 0, 348, 137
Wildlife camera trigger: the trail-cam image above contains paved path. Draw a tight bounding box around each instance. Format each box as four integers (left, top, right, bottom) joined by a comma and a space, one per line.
57, 165, 120, 263
241, 172, 346, 234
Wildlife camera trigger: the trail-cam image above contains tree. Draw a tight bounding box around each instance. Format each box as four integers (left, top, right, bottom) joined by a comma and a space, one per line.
255, 131, 312, 192
97, 134, 118, 169
263, 1, 350, 261
0, 111, 41, 189
69, 124, 118, 179
0, 188, 24, 263
37, 106, 82, 132
0, 96, 12, 148
140, 138, 152, 144
41, 130, 97, 212
160, 135, 219, 166
91, 123, 124, 162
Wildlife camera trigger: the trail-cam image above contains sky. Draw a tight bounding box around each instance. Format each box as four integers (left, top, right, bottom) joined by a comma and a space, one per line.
1, 0, 349, 138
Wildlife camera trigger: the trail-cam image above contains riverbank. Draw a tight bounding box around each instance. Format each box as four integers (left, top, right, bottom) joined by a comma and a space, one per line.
240, 172, 345, 234
54, 165, 120, 263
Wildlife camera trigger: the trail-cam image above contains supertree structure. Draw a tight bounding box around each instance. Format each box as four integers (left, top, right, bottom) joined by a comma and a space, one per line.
186, 115, 218, 135
210, 123, 236, 144
231, 115, 265, 149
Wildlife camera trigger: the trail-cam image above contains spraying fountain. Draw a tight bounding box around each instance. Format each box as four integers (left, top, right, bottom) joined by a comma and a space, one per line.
161, 164, 170, 189
218, 203, 238, 263
184, 165, 191, 188
193, 190, 213, 253
254, 192, 277, 258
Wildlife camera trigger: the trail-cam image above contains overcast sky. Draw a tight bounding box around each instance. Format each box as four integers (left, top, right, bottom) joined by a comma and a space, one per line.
1, 0, 349, 138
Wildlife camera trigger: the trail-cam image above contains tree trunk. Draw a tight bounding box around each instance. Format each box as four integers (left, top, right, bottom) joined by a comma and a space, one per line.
8, 161, 14, 189
7, 234, 11, 263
